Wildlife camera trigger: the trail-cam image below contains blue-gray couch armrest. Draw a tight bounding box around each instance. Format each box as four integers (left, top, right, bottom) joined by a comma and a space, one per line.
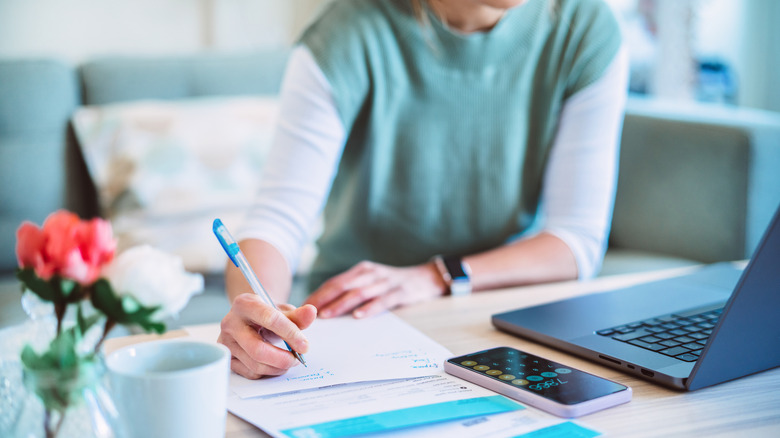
610, 98, 780, 264
79, 49, 289, 105
0, 59, 82, 272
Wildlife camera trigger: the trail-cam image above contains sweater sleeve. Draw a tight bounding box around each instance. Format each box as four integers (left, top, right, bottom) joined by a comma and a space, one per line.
563, 0, 625, 97
540, 45, 629, 279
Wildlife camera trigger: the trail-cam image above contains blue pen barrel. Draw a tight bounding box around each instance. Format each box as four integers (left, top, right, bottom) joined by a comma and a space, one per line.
212, 218, 307, 366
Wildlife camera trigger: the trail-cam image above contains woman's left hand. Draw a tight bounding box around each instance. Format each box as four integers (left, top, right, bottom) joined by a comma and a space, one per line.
303, 260, 447, 318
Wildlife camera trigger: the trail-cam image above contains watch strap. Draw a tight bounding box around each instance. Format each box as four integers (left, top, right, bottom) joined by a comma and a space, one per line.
432, 255, 472, 296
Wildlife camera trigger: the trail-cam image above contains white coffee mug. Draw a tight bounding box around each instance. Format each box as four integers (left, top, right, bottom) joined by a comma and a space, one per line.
106, 339, 230, 438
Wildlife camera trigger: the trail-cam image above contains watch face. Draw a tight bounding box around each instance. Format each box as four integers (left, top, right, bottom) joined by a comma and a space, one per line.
443, 256, 468, 280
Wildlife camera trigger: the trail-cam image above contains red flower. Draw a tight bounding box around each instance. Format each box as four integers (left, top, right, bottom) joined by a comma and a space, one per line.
16, 210, 117, 285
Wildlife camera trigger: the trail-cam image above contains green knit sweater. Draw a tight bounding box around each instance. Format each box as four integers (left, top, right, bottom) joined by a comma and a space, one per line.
300, 0, 621, 289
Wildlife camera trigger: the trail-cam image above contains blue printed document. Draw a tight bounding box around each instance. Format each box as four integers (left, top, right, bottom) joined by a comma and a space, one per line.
226, 375, 599, 438
229, 376, 523, 437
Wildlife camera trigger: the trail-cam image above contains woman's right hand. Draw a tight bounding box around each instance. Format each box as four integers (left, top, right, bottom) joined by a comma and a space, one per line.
218, 293, 317, 379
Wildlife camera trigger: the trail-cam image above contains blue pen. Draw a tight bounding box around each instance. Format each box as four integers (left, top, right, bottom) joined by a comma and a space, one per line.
213, 218, 307, 366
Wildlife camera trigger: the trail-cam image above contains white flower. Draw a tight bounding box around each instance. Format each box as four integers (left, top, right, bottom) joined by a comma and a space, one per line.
103, 245, 203, 320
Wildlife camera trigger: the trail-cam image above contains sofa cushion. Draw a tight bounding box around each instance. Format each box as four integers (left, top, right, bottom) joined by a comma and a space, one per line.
72, 97, 280, 273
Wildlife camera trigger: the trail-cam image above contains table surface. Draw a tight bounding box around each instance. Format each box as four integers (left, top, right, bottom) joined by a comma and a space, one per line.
105, 266, 780, 437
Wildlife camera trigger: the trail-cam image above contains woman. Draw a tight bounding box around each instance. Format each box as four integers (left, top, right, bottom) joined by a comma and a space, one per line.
219, 0, 628, 379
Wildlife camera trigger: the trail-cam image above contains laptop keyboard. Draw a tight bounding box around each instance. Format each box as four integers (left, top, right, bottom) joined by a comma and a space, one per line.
596, 303, 724, 362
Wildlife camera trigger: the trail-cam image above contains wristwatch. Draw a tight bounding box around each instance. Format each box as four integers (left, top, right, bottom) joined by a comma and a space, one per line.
433, 255, 472, 297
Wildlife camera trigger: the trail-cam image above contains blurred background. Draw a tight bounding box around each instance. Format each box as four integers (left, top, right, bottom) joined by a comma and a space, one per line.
0, 0, 777, 112
1, 0, 779, 331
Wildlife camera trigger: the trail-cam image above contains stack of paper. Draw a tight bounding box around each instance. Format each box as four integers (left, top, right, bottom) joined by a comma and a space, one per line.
185, 313, 596, 438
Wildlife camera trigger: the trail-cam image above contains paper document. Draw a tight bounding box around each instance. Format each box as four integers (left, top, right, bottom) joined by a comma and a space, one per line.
225, 312, 453, 397
227, 374, 598, 438
184, 313, 452, 397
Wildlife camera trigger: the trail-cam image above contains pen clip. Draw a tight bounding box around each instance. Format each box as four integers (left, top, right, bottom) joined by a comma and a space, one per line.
213, 218, 240, 267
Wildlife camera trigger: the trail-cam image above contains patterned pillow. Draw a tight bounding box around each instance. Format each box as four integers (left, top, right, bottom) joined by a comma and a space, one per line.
72, 97, 278, 273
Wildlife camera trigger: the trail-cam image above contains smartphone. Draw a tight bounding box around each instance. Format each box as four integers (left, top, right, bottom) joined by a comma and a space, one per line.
444, 346, 631, 418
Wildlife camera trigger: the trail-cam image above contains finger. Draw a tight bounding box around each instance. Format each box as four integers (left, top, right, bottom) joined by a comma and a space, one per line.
219, 328, 290, 378
304, 262, 379, 309
230, 321, 301, 370
221, 334, 290, 379
233, 294, 310, 353
277, 303, 296, 312
352, 288, 403, 319
304, 277, 353, 310
283, 304, 318, 330
230, 356, 260, 379
221, 305, 302, 370
230, 355, 288, 380
317, 278, 393, 318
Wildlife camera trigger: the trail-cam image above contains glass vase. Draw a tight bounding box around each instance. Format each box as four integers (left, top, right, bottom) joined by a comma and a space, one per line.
13, 357, 126, 438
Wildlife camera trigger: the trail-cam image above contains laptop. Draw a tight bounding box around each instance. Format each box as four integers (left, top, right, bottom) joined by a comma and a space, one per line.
492, 203, 780, 390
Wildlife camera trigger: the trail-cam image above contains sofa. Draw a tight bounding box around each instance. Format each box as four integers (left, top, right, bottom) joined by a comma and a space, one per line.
1, 50, 779, 329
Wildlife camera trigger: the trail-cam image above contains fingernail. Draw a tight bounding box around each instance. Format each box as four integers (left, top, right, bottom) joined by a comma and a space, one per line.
353, 310, 364, 319
320, 310, 330, 318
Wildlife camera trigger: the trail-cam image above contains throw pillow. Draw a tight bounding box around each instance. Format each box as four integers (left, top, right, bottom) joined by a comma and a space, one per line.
72, 97, 279, 274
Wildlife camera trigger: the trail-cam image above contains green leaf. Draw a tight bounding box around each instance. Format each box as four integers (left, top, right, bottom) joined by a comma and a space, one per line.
21, 326, 101, 414
90, 279, 124, 321
54, 276, 88, 304
21, 331, 84, 373
51, 329, 79, 370
121, 295, 140, 313
134, 318, 166, 334
22, 345, 98, 413
60, 278, 76, 297
90, 279, 166, 334
20, 344, 49, 370
16, 268, 56, 302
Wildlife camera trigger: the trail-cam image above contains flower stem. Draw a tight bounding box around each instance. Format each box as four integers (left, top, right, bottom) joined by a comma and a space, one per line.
53, 301, 67, 336
44, 407, 65, 438
94, 319, 116, 353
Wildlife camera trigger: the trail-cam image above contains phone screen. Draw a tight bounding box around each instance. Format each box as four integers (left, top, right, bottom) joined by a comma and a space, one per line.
447, 347, 627, 405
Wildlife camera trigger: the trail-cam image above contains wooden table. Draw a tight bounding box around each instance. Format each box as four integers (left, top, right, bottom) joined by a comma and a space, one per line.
105, 267, 780, 437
